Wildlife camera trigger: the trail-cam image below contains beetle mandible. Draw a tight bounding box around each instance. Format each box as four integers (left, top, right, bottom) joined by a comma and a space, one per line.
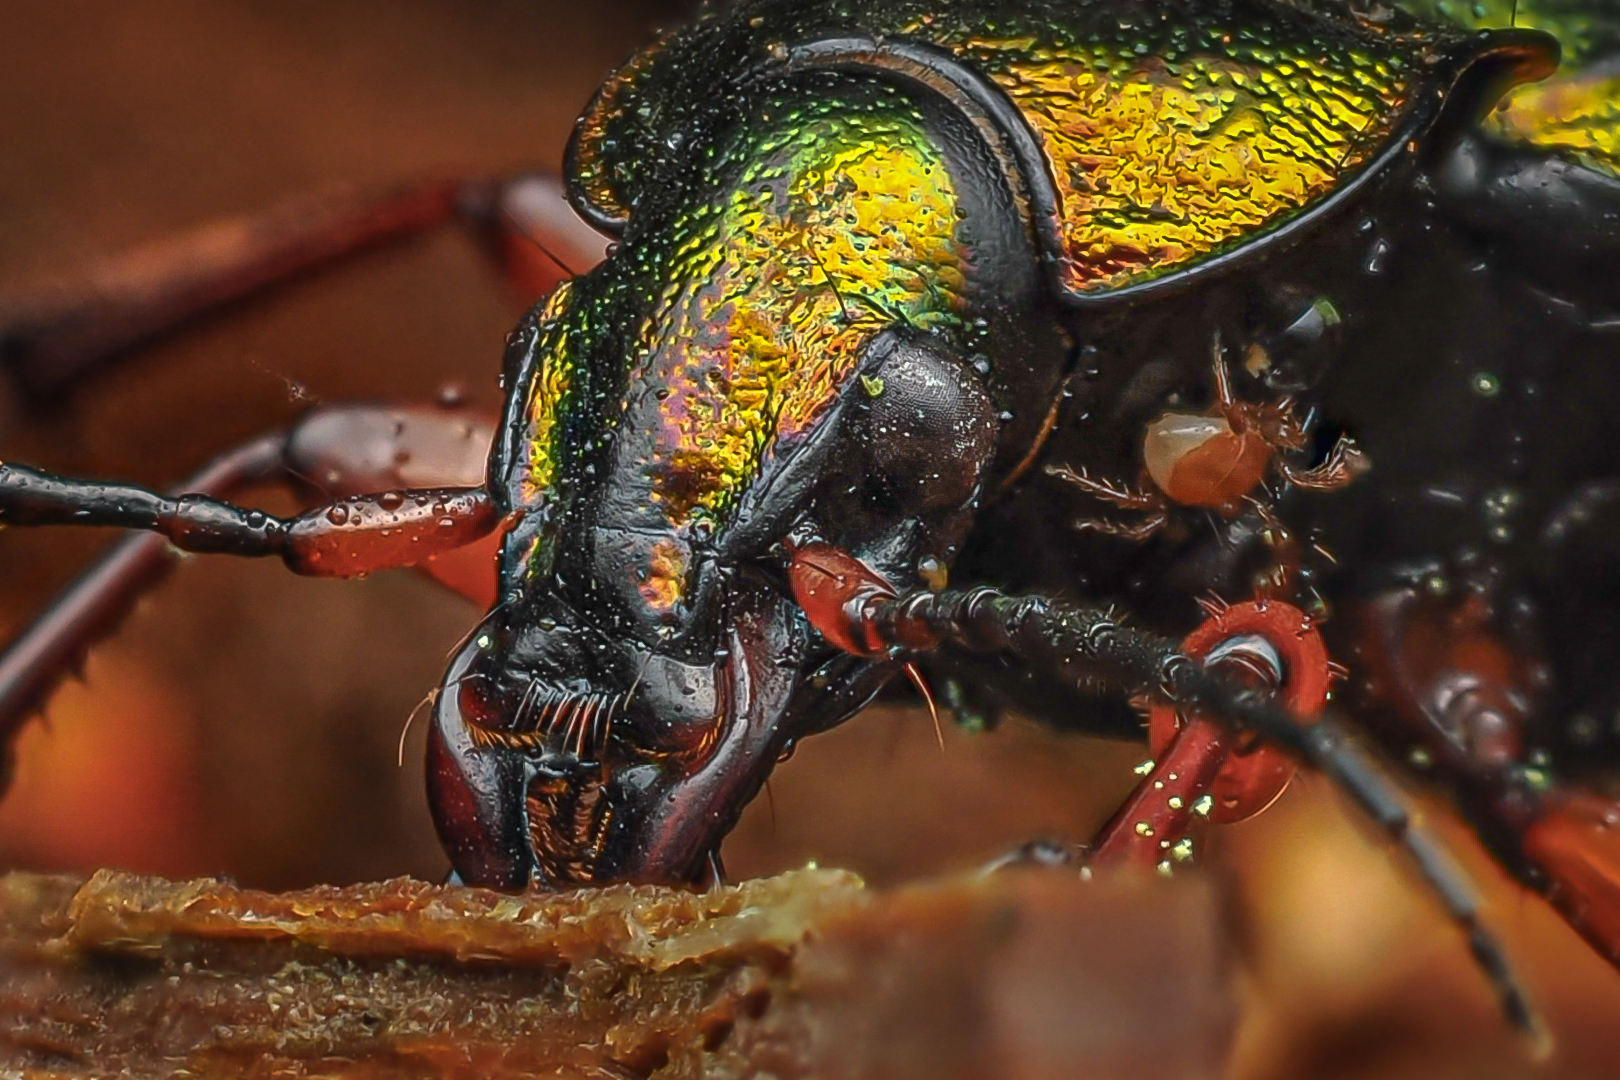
3, 0, 1620, 1034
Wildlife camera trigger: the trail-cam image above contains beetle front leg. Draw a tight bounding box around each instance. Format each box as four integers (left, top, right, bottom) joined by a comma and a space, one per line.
1089, 597, 1332, 869
0, 402, 498, 734
1086, 719, 1226, 870
787, 542, 1538, 1034
0, 461, 499, 574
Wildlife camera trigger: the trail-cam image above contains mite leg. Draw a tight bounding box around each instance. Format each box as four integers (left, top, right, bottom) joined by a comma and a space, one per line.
1276, 434, 1369, 492
0, 174, 604, 397
1045, 463, 1161, 511
1044, 463, 1169, 539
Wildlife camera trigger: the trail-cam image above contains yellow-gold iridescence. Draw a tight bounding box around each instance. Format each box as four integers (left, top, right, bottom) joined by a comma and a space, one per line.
627, 89, 968, 528
519, 282, 579, 508
941, 35, 1410, 293
1490, 69, 1620, 180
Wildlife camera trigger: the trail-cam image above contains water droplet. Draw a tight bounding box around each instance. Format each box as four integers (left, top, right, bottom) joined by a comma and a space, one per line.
1362, 238, 1390, 275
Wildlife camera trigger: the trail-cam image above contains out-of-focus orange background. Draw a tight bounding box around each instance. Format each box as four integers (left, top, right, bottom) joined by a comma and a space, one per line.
0, 3, 1617, 1077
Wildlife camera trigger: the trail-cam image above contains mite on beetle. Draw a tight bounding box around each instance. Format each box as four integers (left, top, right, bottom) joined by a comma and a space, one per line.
3, 0, 1620, 1037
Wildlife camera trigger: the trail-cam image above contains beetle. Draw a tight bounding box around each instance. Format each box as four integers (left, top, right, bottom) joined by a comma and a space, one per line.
2, 0, 1620, 1034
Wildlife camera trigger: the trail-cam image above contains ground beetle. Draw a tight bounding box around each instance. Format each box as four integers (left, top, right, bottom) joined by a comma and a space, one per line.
3, 0, 1620, 1035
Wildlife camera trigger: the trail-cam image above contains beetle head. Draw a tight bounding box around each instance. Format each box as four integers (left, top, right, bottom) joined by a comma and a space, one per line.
428, 293, 1008, 888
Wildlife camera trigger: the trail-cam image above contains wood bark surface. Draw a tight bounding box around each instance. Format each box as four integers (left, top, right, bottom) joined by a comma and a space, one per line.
0, 866, 1232, 1079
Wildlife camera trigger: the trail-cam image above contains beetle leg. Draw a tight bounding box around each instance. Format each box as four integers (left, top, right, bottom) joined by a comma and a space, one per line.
1091, 598, 1330, 868
1351, 587, 1620, 967
0, 432, 287, 789
0, 402, 509, 787
0, 457, 499, 572
0, 401, 497, 723
0, 174, 604, 397
1088, 718, 1227, 870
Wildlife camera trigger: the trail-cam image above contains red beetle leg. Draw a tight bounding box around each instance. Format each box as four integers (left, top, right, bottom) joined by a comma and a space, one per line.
1147, 598, 1330, 826
787, 541, 899, 657
460, 173, 610, 305
1522, 792, 1620, 966
0, 175, 607, 398
1090, 717, 1230, 869
1091, 598, 1332, 872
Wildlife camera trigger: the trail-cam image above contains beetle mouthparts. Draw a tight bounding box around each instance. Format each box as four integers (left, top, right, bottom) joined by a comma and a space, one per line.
463, 686, 625, 761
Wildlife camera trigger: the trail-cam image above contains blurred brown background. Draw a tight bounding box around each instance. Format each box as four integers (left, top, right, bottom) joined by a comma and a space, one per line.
0, 2, 1617, 1077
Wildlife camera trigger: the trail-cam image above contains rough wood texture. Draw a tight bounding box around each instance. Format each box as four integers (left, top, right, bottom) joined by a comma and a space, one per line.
0, 867, 1232, 1079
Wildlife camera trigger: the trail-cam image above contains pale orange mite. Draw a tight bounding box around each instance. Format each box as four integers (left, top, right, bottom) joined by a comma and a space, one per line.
1048, 336, 1368, 540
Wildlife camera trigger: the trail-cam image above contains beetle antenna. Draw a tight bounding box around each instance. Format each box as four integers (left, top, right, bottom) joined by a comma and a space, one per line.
862, 585, 1543, 1037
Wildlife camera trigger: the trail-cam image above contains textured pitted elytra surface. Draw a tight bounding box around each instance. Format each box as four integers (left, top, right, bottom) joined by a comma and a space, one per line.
568, 0, 1475, 297
924, 16, 1413, 293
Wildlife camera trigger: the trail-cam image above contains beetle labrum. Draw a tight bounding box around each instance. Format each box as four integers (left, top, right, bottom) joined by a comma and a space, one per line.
2, 0, 1619, 1035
